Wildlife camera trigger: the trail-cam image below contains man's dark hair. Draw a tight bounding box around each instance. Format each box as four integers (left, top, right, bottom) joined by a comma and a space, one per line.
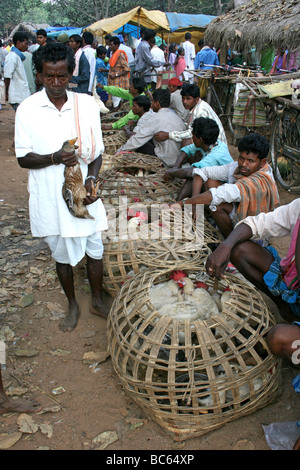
82, 31, 94, 45
32, 42, 75, 74
238, 133, 269, 160
69, 34, 83, 46
152, 89, 171, 108
185, 32, 192, 40
133, 95, 151, 112
36, 29, 47, 38
131, 77, 146, 94
198, 39, 204, 48
143, 29, 156, 41
104, 34, 112, 41
181, 83, 200, 99
192, 117, 219, 145
110, 36, 120, 46
96, 45, 107, 57
13, 32, 28, 45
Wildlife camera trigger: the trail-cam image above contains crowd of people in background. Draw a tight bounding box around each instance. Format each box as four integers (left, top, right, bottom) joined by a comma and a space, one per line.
0, 25, 300, 450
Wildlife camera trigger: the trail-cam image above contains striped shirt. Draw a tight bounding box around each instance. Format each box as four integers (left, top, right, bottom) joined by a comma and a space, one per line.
169, 99, 227, 145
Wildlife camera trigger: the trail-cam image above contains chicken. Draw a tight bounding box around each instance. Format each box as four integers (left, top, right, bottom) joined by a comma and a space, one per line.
62, 139, 94, 219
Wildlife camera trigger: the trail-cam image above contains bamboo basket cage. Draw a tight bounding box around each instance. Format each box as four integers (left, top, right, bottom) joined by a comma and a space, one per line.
107, 266, 281, 441
96, 168, 183, 210
102, 210, 210, 297
110, 151, 164, 173
102, 130, 128, 155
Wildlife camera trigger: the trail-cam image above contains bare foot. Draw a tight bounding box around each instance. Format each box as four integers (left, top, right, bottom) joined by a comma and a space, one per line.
0, 393, 41, 415
59, 302, 80, 332
90, 300, 110, 320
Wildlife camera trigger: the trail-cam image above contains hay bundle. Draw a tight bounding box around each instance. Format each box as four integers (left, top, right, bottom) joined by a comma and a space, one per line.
108, 266, 280, 441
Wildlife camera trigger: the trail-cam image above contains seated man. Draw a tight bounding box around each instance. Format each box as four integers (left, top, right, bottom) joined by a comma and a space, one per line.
98, 76, 146, 130
168, 77, 190, 123
172, 133, 279, 238
165, 117, 233, 200
117, 89, 186, 168
205, 198, 300, 452
155, 83, 227, 146
123, 95, 154, 149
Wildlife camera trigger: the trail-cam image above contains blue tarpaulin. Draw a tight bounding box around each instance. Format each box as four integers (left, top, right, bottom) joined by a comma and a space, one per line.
165, 12, 216, 33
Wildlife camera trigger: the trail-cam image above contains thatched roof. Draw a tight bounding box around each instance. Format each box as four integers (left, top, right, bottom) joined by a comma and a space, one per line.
205, 0, 300, 53
8, 23, 50, 40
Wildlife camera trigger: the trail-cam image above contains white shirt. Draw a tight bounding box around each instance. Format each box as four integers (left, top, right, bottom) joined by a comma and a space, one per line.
4, 50, 30, 104
82, 45, 96, 93
15, 89, 107, 238
169, 99, 227, 145
119, 44, 135, 67
182, 40, 195, 80
151, 45, 165, 83
237, 198, 300, 240
193, 161, 275, 214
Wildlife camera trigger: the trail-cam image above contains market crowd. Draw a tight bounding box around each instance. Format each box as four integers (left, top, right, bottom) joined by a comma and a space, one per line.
0, 26, 300, 450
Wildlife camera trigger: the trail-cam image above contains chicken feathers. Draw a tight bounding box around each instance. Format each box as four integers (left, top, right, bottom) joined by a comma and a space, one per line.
62, 139, 94, 220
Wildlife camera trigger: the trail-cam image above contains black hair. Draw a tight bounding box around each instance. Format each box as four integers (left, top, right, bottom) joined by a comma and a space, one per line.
36, 29, 47, 37
152, 89, 171, 108
105, 34, 112, 41
169, 43, 177, 53
181, 83, 200, 99
131, 77, 146, 94
185, 32, 192, 40
13, 32, 28, 45
177, 46, 185, 56
69, 34, 83, 46
143, 29, 156, 41
32, 42, 75, 74
96, 45, 107, 57
133, 95, 151, 112
82, 31, 94, 45
198, 39, 204, 48
238, 133, 269, 160
192, 117, 219, 145
110, 36, 120, 46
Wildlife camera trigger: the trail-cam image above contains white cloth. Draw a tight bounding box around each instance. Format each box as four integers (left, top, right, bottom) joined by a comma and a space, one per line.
193, 161, 275, 215
133, 109, 154, 134
3, 51, 30, 104
119, 44, 135, 67
236, 198, 300, 240
73, 48, 83, 77
15, 89, 107, 239
151, 45, 165, 83
45, 231, 104, 266
182, 40, 195, 82
82, 45, 96, 93
169, 99, 227, 145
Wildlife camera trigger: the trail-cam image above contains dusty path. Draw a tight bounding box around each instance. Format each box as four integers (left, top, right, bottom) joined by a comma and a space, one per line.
0, 103, 299, 451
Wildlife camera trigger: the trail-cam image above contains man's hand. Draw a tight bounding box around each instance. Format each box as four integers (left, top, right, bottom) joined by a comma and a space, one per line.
154, 131, 169, 142
54, 144, 78, 167
83, 179, 99, 205
206, 242, 232, 279
102, 123, 113, 130
96, 83, 104, 89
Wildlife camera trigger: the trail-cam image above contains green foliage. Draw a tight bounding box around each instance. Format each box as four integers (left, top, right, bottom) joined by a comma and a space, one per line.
0, 0, 231, 38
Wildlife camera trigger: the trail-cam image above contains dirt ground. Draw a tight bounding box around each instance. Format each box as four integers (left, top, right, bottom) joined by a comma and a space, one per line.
0, 103, 300, 452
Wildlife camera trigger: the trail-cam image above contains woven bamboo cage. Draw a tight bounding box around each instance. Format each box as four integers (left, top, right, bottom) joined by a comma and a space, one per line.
107, 266, 281, 441
102, 210, 210, 297
99, 153, 116, 173
111, 151, 164, 173
102, 130, 128, 155
96, 169, 183, 210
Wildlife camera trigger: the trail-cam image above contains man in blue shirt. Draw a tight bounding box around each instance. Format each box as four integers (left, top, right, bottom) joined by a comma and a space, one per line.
194, 40, 219, 70
164, 116, 233, 200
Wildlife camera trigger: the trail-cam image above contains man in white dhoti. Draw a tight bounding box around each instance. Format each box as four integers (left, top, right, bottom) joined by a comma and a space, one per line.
182, 33, 196, 84
15, 42, 109, 332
